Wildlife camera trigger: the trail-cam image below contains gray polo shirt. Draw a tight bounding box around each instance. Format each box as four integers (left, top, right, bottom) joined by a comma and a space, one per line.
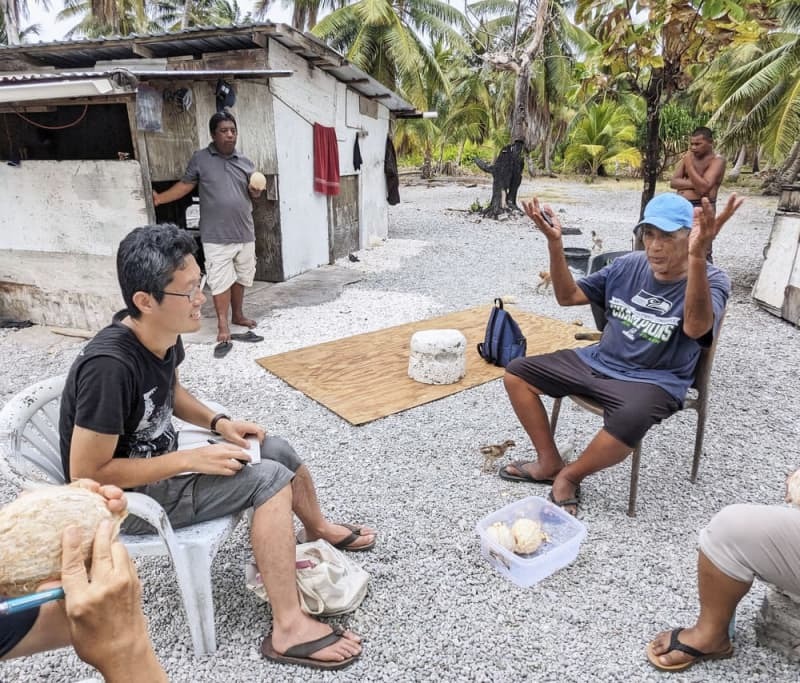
182, 143, 256, 244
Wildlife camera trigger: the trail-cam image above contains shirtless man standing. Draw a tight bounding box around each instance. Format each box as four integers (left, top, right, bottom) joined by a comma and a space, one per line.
671, 127, 726, 261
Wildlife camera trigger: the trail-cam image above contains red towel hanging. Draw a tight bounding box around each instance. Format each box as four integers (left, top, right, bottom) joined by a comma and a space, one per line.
313, 123, 340, 195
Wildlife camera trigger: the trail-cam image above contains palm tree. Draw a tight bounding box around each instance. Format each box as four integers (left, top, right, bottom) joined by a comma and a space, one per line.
708, 1, 800, 171
254, 0, 346, 32
311, 0, 470, 99
58, 0, 155, 37
1, 0, 46, 45
562, 99, 641, 176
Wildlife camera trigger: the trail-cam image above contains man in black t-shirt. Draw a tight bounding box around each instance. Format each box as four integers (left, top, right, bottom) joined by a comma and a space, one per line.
59, 224, 375, 670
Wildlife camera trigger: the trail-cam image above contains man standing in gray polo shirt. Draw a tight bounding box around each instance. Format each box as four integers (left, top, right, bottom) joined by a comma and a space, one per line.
153, 111, 264, 358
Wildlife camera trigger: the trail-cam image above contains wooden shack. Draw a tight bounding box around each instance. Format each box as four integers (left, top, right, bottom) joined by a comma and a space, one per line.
0, 24, 417, 328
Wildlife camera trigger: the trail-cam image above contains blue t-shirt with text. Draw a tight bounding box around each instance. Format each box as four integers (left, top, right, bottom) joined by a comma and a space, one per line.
575, 252, 730, 402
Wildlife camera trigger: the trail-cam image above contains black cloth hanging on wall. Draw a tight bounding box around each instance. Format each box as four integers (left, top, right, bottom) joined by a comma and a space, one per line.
384, 136, 400, 205
353, 135, 363, 171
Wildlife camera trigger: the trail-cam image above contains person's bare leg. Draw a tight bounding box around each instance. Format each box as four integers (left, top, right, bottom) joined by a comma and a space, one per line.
649, 551, 750, 666
230, 283, 256, 328
1, 602, 71, 660
254, 486, 362, 660
290, 465, 376, 549
550, 429, 633, 511
502, 372, 564, 480
212, 289, 232, 343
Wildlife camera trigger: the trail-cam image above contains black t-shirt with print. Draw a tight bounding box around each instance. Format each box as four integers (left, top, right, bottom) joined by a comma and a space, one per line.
59, 311, 185, 481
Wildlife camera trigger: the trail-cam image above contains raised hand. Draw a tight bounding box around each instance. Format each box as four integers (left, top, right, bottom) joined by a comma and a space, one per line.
522, 197, 561, 242
688, 197, 718, 258
713, 192, 744, 238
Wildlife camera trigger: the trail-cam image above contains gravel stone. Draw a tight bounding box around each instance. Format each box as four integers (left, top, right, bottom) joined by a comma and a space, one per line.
0, 177, 797, 682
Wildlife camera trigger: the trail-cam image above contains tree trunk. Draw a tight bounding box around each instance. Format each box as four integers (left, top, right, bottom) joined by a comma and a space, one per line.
764, 142, 800, 195
181, 0, 193, 29
1, 0, 20, 45
752, 145, 760, 174
475, 142, 525, 218
456, 139, 465, 167
639, 87, 661, 220
727, 145, 746, 181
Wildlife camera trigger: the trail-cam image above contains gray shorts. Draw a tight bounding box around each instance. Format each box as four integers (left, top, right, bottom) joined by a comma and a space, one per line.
506, 349, 680, 448
699, 503, 800, 597
122, 435, 301, 535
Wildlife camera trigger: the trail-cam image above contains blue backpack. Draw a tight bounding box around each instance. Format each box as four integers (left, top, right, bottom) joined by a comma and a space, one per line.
477, 298, 527, 367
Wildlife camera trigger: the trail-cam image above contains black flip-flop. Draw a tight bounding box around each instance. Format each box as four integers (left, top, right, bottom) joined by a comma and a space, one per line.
547, 488, 581, 516
261, 625, 360, 670
213, 341, 233, 358
646, 628, 734, 671
230, 330, 264, 342
498, 460, 555, 484
296, 523, 377, 552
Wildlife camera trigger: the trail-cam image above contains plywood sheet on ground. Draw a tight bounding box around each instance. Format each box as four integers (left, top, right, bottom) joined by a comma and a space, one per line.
257, 306, 590, 425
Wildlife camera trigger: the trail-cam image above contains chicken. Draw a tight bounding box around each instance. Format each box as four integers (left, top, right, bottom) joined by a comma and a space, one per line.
480, 439, 516, 472
534, 271, 552, 294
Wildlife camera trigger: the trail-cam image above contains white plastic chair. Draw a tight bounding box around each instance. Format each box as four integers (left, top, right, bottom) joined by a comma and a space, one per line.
0, 376, 241, 655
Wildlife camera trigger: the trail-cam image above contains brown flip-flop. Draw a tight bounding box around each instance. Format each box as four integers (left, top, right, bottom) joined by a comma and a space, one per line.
296, 523, 376, 552
646, 628, 734, 671
261, 625, 360, 670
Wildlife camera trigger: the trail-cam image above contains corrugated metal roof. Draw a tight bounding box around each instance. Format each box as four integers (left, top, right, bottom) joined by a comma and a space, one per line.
0, 69, 293, 84
0, 22, 417, 115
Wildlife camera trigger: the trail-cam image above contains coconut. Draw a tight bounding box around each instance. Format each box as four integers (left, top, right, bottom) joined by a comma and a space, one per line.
249, 171, 267, 191
0, 486, 126, 596
511, 517, 546, 554
485, 521, 514, 551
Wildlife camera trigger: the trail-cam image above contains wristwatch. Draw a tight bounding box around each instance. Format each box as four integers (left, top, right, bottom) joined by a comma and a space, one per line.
210, 413, 231, 435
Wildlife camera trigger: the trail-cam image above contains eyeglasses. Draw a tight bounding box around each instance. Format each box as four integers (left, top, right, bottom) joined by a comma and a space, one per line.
159, 274, 207, 302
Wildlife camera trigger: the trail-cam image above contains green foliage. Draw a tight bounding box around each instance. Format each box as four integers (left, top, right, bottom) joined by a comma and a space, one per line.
563, 100, 642, 176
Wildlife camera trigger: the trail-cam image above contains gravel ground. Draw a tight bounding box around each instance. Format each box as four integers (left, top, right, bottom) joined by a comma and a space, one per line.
1, 176, 798, 682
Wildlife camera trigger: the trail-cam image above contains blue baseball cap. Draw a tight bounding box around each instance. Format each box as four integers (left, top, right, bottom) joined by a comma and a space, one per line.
634, 193, 694, 233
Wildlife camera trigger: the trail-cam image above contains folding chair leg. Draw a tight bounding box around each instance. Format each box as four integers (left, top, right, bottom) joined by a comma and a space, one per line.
690, 408, 708, 483
550, 397, 562, 435
627, 442, 642, 517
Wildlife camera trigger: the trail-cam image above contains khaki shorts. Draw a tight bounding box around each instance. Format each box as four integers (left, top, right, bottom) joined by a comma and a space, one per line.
203, 241, 256, 295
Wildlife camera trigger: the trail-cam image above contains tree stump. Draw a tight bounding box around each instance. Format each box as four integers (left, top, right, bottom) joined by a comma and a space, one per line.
754, 585, 800, 662
474, 141, 525, 219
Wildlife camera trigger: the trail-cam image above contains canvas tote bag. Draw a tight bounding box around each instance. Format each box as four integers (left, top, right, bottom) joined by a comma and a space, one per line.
246, 539, 369, 616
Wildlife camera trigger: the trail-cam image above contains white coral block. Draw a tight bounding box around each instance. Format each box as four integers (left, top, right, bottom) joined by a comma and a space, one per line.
408, 329, 467, 385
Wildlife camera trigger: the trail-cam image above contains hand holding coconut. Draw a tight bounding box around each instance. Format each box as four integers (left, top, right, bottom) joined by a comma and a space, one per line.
248, 171, 267, 199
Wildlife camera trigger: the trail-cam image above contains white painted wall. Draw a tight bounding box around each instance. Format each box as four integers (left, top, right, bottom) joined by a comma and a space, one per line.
0, 159, 145, 327
0, 160, 148, 255
269, 41, 392, 277
271, 41, 334, 277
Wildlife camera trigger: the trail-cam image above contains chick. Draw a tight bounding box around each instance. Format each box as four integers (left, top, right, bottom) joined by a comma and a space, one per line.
480, 439, 516, 472
534, 271, 552, 294
591, 230, 604, 253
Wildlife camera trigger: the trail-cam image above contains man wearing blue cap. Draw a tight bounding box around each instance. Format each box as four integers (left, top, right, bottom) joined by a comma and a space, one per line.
497, 193, 742, 514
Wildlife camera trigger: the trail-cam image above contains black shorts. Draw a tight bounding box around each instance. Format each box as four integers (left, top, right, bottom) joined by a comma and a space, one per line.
0, 607, 39, 658
506, 349, 681, 448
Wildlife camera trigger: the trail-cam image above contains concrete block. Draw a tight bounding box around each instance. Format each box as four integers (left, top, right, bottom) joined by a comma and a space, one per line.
755, 585, 800, 661
408, 329, 466, 385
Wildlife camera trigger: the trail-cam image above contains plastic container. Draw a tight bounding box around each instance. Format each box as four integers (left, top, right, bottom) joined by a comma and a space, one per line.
563, 247, 591, 275
475, 496, 587, 587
